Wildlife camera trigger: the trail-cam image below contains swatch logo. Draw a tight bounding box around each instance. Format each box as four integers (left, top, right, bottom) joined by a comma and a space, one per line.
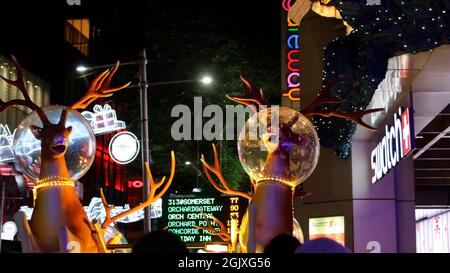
371, 107, 412, 183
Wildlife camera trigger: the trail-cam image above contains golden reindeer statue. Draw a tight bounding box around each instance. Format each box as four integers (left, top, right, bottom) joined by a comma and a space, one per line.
0, 55, 175, 253
201, 75, 382, 252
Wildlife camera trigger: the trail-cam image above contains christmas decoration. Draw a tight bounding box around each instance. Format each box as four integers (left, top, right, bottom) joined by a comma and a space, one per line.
292, 0, 450, 158
201, 76, 381, 252
0, 56, 175, 253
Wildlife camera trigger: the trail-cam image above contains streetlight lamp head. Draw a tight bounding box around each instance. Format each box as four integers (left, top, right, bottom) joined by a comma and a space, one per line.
76, 65, 89, 73
200, 76, 213, 85
185, 161, 192, 165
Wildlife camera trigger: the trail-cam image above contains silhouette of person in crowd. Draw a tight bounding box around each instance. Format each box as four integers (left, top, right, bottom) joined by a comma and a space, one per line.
295, 237, 350, 253
264, 233, 301, 254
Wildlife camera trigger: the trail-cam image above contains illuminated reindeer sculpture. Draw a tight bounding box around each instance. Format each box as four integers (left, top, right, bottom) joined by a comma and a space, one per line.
200, 76, 382, 252
0, 56, 175, 253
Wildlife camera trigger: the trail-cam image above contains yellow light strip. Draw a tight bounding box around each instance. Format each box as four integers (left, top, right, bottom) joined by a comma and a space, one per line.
34, 180, 75, 191
36, 176, 73, 185
32, 180, 75, 203
257, 177, 296, 188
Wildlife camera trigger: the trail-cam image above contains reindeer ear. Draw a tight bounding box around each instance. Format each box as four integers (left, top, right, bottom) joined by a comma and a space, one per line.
66, 126, 73, 134
30, 125, 43, 139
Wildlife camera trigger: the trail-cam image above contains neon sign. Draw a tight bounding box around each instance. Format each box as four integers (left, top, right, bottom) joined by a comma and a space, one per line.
281, 0, 292, 12
164, 193, 247, 247
282, 0, 300, 102
0, 124, 15, 163
128, 179, 144, 189
81, 104, 126, 135
371, 107, 412, 183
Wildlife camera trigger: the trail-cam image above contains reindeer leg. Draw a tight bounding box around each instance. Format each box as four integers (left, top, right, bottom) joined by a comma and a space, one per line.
58, 227, 84, 253
57, 227, 70, 253
14, 211, 41, 253
238, 203, 257, 253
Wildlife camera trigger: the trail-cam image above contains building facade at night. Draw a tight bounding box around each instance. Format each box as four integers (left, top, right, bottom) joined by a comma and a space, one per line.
3, 0, 450, 254
284, 1, 450, 253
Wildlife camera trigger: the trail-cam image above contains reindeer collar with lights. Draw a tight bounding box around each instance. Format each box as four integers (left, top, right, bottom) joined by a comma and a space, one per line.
35, 176, 74, 190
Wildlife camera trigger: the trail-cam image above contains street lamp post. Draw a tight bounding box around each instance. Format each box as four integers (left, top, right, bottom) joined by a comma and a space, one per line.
139, 49, 152, 233
76, 52, 212, 234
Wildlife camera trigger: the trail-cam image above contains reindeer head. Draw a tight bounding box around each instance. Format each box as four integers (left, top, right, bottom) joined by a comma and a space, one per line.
29, 109, 72, 159
0, 55, 130, 161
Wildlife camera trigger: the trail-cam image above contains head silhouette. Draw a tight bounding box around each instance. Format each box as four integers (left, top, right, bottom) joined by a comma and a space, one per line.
132, 230, 188, 254
264, 233, 301, 254
295, 238, 350, 253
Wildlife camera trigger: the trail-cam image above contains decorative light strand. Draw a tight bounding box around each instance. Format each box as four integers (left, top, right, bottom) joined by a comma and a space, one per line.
257, 177, 296, 189
36, 176, 73, 185
34, 180, 75, 191
32, 180, 75, 201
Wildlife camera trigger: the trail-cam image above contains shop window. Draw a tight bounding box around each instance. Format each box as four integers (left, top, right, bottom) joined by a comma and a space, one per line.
65, 19, 90, 56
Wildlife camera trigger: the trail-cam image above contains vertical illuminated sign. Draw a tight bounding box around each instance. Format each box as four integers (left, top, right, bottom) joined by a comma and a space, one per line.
370, 107, 413, 183
281, 0, 300, 103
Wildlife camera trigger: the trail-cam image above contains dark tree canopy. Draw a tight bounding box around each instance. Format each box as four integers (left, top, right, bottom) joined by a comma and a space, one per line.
316, 0, 450, 158
87, 1, 281, 193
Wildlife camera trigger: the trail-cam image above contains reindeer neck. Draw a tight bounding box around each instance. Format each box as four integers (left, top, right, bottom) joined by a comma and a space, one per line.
39, 157, 71, 181
262, 151, 292, 183
251, 181, 294, 252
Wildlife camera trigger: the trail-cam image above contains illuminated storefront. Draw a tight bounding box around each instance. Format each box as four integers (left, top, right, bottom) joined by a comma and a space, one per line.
416, 209, 450, 253
280, 0, 449, 253
287, 11, 450, 251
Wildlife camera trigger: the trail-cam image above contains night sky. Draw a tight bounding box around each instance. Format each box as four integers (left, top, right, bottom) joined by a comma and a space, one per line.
1, 0, 281, 61
1, 0, 282, 101
0, 1, 283, 196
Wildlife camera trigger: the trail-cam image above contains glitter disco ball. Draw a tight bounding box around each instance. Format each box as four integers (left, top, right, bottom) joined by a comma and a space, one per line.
13, 105, 96, 181
237, 107, 320, 187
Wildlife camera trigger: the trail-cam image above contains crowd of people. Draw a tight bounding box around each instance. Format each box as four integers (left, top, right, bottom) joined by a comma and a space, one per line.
131, 231, 351, 254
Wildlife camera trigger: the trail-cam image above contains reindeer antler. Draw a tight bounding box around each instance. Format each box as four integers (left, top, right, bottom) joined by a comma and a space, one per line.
226, 75, 268, 112
200, 143, 252, 200
100, 151, 176, 229
71, 61, 131, 110
0, 55, 50, 125
310, 108, 384, 131
300, 76, 345, 115
194, 213, 230, 242
300, 76, 383, 131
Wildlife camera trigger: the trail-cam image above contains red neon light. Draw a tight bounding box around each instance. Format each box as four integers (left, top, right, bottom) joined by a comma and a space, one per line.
401, 108, 411, 155
287, 50, 300, 72
128, 180, 144, 189
96, 144, 125, 191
